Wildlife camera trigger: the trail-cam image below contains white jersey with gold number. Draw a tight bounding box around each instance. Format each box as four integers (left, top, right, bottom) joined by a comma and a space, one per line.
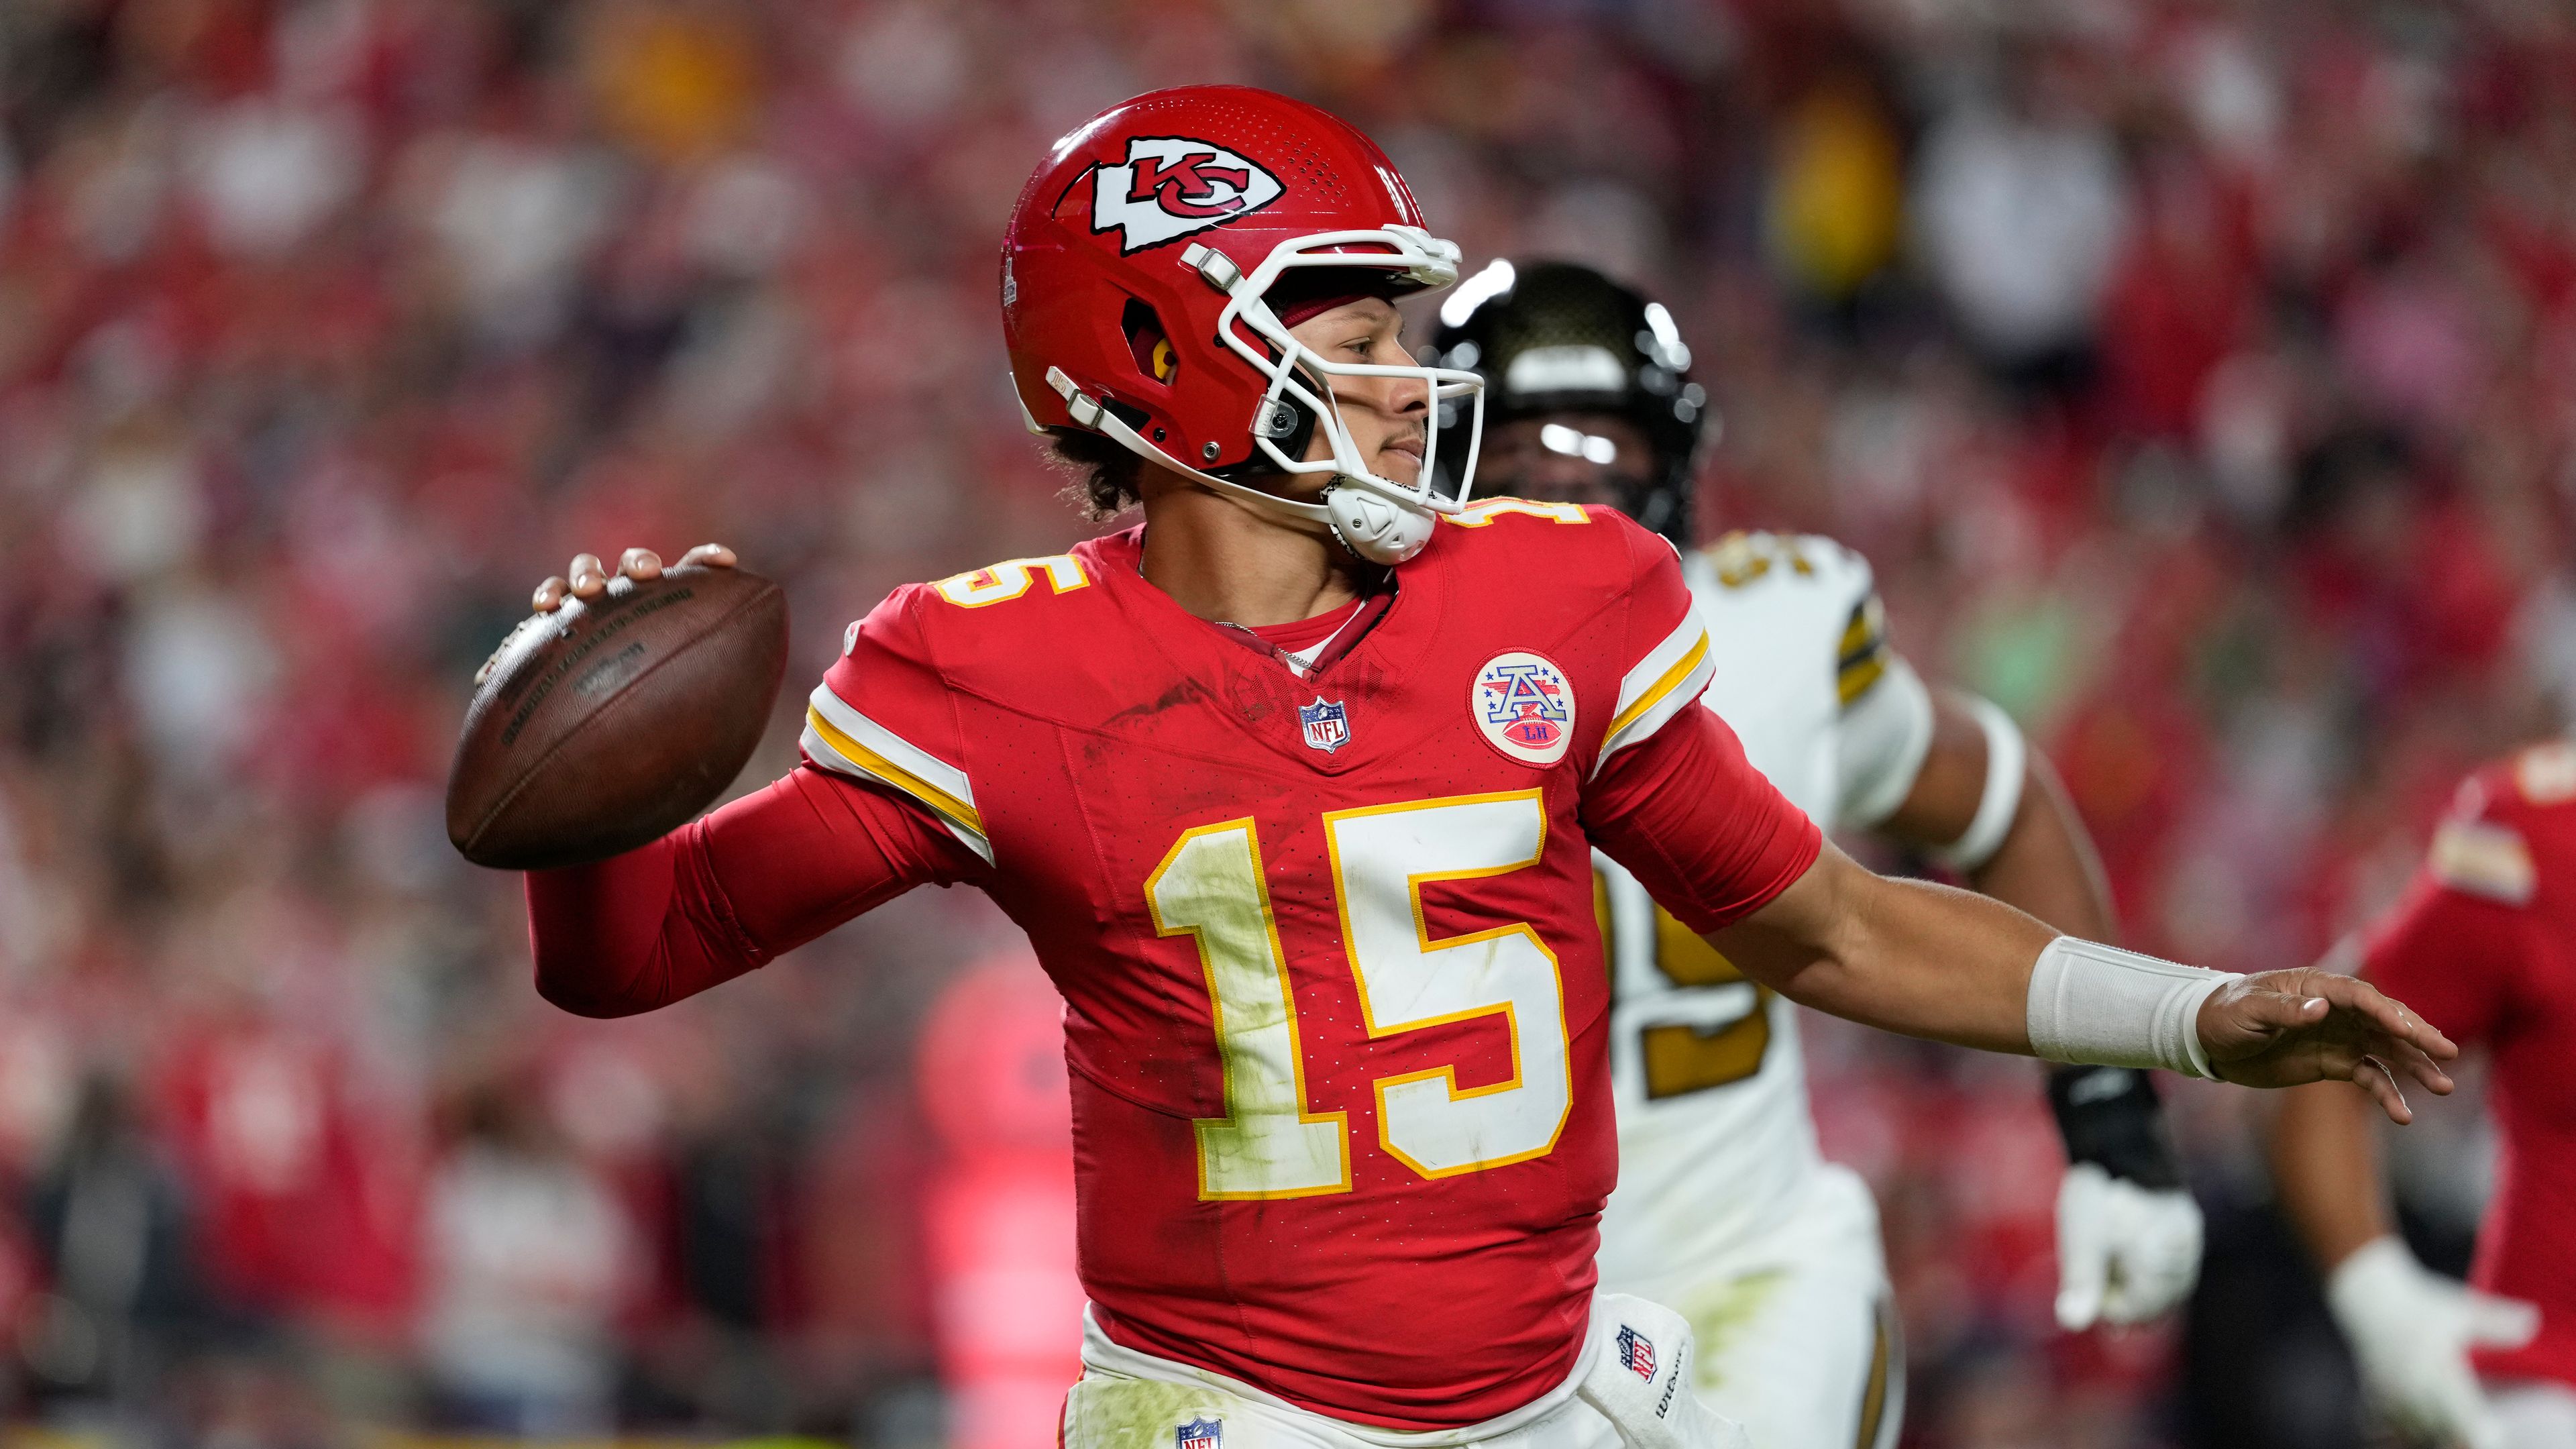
1595, 531, 1933, 1449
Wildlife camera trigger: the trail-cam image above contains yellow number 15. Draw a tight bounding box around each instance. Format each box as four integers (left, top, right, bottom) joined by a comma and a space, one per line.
1144, 791, 1573, 1200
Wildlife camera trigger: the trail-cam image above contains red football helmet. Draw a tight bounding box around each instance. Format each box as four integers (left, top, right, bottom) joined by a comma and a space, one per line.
1002, 85, 1485, 564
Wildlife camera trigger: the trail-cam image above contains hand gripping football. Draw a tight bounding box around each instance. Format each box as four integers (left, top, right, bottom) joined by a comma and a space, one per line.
446, 564, 789, 870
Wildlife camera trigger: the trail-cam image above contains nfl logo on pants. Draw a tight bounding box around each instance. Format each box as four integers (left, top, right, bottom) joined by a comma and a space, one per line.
1177, 1416, 1223, 1448
1298, 696, 1350, 753
1617, 1324, 1656, 1381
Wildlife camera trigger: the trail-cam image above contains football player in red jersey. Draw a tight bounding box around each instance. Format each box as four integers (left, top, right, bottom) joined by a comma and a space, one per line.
2273, 741, 2576, 1449
515, 87, 2455, 1448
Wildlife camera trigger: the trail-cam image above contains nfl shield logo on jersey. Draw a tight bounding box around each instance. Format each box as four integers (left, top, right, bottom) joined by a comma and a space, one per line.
1177, 1416, 1224, 1448
1616, 1324, 1656, 1382
1299, 696, 1351, 753
1472, 651, 1576, 766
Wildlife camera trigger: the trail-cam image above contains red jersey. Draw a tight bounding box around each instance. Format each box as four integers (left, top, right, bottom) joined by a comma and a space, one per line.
526, 502, 1820, 1428
2360, 741, 2576, 1388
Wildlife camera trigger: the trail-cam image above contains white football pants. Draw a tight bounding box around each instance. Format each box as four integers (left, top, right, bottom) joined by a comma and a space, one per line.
1060, 1293, 1747, 1448
1607, 1164, 1902, 1449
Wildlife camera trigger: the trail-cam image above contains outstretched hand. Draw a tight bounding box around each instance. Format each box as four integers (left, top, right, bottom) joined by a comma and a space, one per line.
2198, 968, 2457, 1123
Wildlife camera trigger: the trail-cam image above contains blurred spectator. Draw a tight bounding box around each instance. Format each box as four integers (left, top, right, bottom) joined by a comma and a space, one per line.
1913, 46, 2128, 380
24, 1074, 205, 1406
417, 1083, 638, 1436
1765, 71, 1906, 307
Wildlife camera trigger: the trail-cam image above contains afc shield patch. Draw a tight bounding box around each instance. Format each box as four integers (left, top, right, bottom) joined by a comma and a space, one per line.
1472, 651, 1575, 766
1091, 136, 1285, 253
1298, 696, 1350, 754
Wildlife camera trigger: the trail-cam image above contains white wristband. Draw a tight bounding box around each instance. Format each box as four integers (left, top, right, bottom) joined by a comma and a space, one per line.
2025, 936, 2228, 1079
1930, 696, 2026, 871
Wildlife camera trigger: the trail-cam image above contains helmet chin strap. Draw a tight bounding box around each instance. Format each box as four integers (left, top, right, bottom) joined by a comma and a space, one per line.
1321, 486, 1434, 564
1045, 367, 1434, 566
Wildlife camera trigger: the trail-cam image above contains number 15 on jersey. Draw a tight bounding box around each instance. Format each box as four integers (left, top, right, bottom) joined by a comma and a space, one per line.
1146, 791, 1575, 1199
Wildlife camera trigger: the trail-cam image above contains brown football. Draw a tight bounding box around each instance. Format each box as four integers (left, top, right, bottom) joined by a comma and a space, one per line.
446, 564, 790, 871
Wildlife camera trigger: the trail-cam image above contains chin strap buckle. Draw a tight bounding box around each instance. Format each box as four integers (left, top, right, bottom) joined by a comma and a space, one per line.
1045, 366, 1106, 429
1384, 225, 1461, 286
1181, 243, 1242, 291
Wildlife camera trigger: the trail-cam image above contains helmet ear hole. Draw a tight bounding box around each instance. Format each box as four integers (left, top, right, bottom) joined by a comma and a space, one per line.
1122, 299, 1177, 386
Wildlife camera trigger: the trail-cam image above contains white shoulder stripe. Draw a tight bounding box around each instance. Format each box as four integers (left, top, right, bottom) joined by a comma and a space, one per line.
1613, 608, 1709, 722
802, 684, 991, 863
1597, 609, 1715, 769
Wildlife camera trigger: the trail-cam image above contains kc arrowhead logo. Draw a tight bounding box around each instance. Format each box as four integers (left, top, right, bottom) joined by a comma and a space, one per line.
1092, 137, 1284, 253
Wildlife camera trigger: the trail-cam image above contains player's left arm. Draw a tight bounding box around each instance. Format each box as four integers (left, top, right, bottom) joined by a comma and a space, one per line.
1733, 837, 2457, 1106
1583, 520, 2454, 1118
1868, 686, 2110, 935
1585, 687, 2455, 1122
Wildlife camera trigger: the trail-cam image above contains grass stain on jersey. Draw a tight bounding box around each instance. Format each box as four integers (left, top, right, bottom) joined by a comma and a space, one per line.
1102, 679, 1214, 731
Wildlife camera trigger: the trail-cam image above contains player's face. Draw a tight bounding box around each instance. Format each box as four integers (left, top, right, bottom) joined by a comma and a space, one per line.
1476, 413, 1655, 506
1287, 297, 1428, 490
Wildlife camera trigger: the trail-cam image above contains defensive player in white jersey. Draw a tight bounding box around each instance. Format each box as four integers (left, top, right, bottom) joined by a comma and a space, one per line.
1430, 262, 2208, 1448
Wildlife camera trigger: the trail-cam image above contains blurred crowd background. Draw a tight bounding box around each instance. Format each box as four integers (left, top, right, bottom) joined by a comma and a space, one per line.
0, 0, 2566, 1445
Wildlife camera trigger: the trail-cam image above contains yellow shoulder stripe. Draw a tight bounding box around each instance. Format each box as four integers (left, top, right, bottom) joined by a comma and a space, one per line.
804, 704, 985, 838
1608, 631, 1711, 741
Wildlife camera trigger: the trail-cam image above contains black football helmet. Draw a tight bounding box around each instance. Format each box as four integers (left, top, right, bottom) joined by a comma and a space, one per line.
1423, 260, 1709, 543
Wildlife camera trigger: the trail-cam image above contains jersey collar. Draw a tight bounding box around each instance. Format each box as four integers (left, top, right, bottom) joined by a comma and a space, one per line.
1076, 525, 1451, 774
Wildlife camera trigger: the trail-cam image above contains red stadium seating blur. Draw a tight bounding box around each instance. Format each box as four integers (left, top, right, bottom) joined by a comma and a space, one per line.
0, 2, 2563, 1444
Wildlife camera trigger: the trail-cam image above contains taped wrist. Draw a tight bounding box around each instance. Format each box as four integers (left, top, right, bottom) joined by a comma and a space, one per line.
2025, 936, 2227, 1079
2047, 1065, 2186, 1189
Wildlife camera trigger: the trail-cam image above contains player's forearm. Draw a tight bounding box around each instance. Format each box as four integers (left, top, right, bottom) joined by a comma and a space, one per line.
525, 823, 761, 1017
1712, 846, 2054, 1054
1968, 756, 2117, 941
1952, 759, 2200, 1189
525, 766, 963, 1016
2270, 1079, 2396, 1271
